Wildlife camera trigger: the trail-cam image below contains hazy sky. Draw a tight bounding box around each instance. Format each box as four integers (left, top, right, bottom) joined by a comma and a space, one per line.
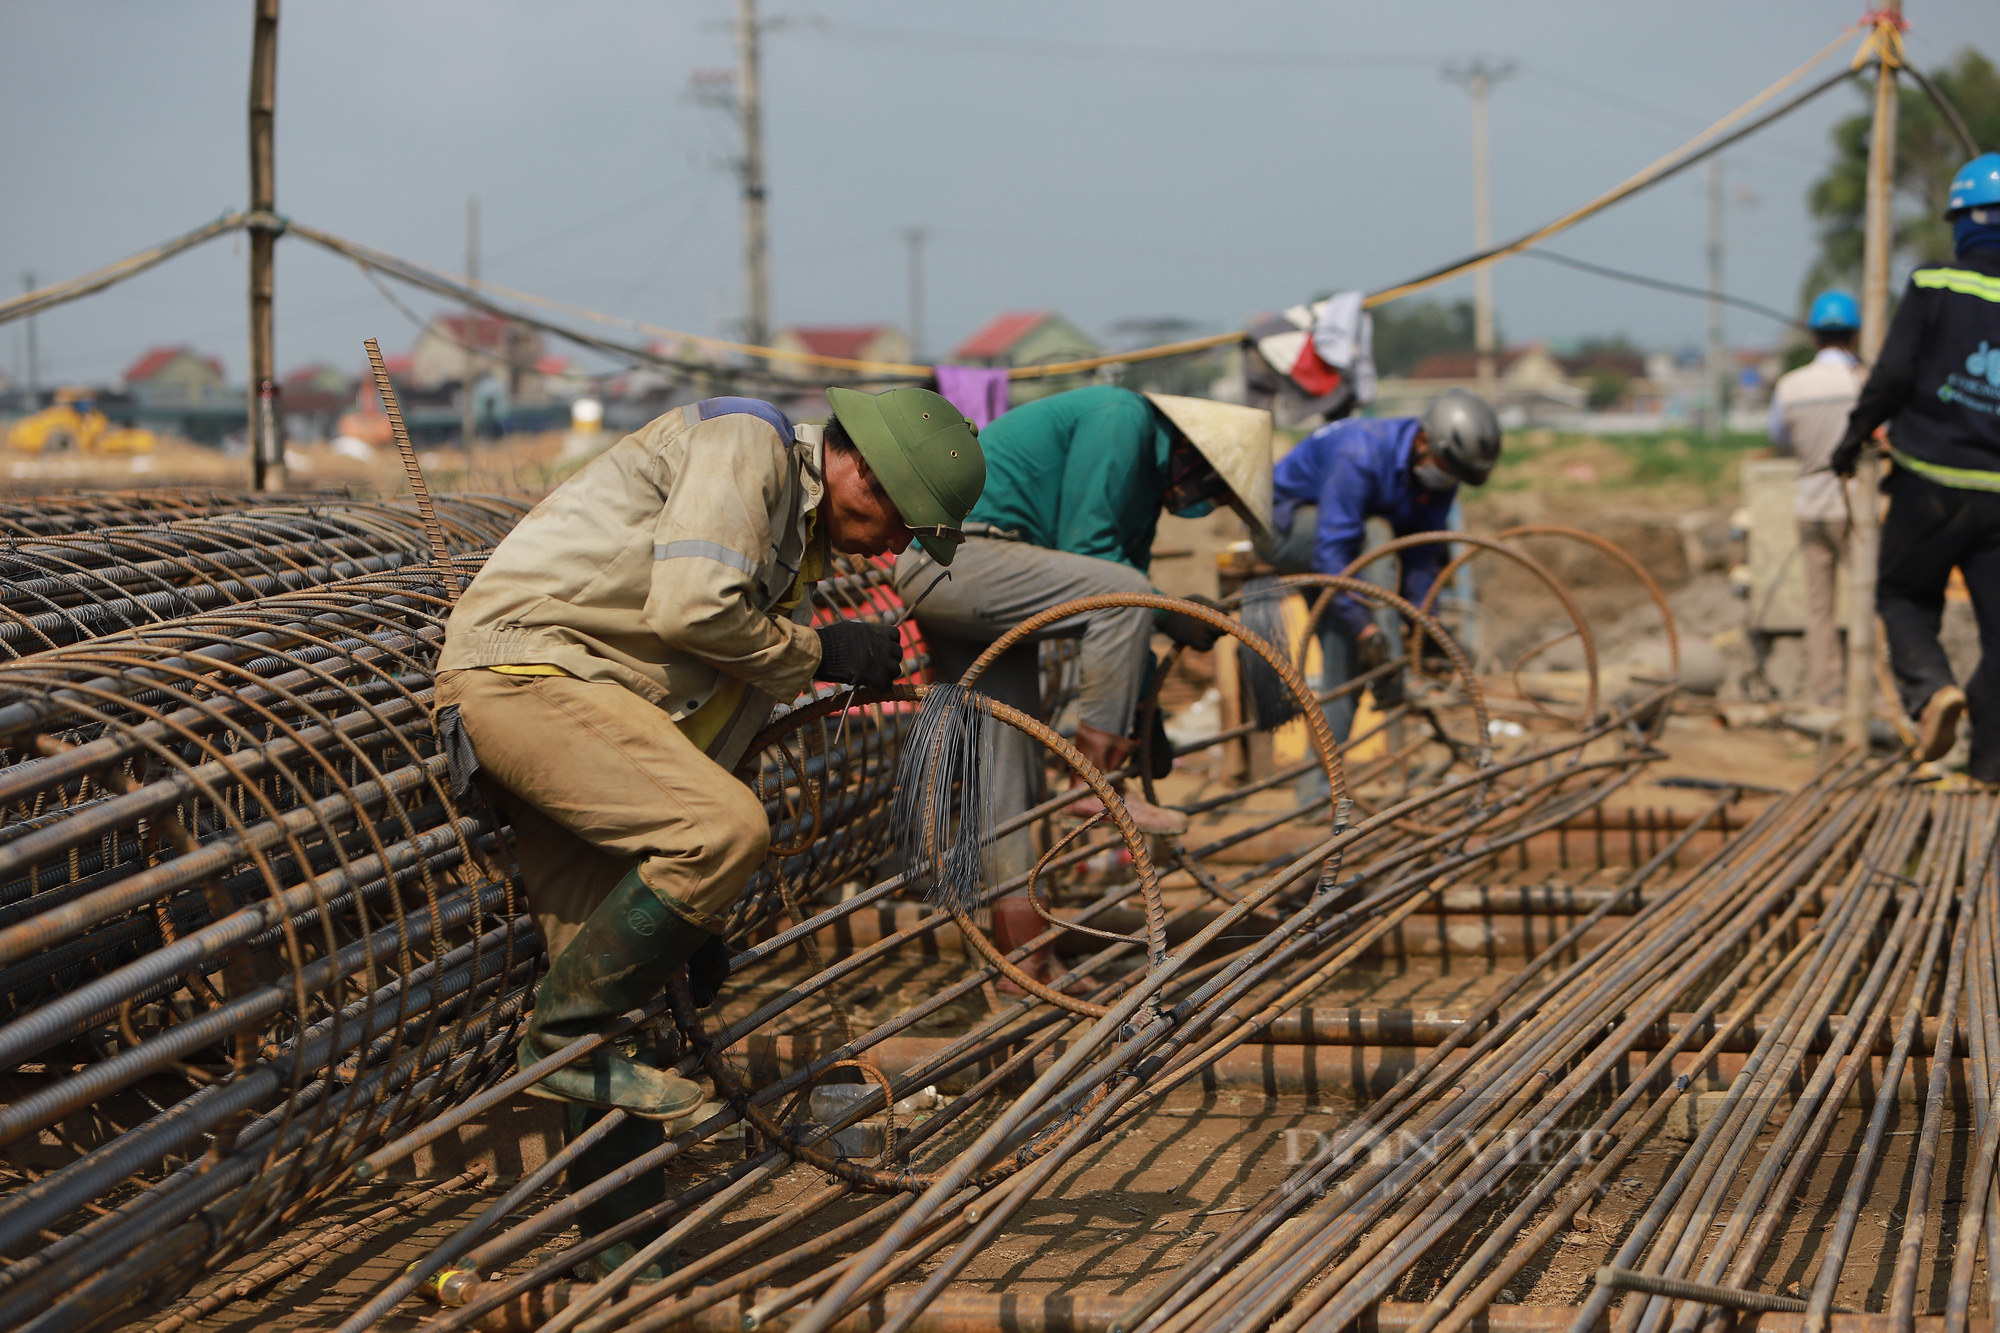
2, 1, 1991, 386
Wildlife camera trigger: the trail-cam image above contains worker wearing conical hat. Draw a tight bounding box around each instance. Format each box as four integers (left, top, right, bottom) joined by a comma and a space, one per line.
893, 384, 1272, 992
439, 386, 983, 1277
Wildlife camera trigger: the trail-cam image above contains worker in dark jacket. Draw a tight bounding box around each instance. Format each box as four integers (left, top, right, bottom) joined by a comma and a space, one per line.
1832, 152, 2000, 778
1261, 389, 1502, 743
893, 385, 1273, 989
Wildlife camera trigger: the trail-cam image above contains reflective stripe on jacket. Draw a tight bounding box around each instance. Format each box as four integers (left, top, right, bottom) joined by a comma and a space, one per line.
1843, 248, 2000, 474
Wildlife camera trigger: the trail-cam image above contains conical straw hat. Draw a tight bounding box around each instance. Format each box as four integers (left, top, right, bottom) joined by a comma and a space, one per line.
1142, 393, 1275, 540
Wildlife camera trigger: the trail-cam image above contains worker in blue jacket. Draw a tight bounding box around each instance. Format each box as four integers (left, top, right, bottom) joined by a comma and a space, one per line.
1261, 389, 1502, 742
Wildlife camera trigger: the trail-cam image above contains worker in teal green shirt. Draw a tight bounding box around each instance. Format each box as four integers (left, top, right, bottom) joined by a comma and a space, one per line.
892, 384, 1273, 990
967, 385, 1182, 570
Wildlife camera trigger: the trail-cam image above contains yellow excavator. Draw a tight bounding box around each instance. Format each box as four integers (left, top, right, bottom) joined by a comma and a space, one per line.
8, 387, 157, 454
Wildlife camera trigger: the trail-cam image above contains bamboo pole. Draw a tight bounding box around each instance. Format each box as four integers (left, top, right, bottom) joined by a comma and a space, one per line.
1846, 4, 1901, 751
247, 0, 283, 491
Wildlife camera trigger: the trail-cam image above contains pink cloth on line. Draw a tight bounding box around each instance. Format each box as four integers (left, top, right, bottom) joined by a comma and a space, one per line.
934, 365, 1011, 429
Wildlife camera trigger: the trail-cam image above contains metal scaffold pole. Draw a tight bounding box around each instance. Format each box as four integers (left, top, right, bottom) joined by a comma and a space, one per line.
1846, 1, 1900, 752
1706, 159, 1728, 441
1446, 58, 1513, 396
737, 0, 770, 348
462, 195, 480, 449
246, 0, 284, 492
906, 225, 927, 364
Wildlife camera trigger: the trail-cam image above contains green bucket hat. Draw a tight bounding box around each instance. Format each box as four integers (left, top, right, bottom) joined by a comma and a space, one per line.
825, 386, 986, 565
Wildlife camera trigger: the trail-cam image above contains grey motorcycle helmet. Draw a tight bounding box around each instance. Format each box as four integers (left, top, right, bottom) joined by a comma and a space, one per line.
1420, 389, 1503, 485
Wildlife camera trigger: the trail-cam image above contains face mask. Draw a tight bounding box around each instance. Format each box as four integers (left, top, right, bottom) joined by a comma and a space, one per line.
1170, 499, 1218, 519
1413, 461, 1458, 493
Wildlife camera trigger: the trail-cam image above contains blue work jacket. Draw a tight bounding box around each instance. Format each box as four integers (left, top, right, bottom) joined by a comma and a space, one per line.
1271, 416, 1456, 638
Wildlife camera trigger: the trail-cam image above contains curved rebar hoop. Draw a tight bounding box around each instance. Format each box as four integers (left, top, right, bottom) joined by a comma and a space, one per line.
745, 682, 1162, 1016
1492, 524, 1678, 676
0, 565, 536, 1322
1226, 573, 1524, 841
1477, 523, 1682, 746
1321, 529, 1602, 724
958, 592, 1347, 808
1226, 573, 1492, 764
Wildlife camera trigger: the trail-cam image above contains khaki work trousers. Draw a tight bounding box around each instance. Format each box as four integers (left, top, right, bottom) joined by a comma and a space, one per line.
437, 669, 768, 957
1798, 518, 1849, 708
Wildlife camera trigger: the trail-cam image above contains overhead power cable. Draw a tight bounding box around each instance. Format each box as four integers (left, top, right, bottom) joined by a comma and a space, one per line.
1362, 34, 1862, 309
291, 221, 920, 392
1902, 61, 1982, 159
1522, 251, 1805, 330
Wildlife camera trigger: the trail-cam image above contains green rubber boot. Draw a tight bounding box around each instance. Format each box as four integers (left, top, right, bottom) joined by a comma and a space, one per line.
563, 1104, 681, 1283
519, 866, 707, 1121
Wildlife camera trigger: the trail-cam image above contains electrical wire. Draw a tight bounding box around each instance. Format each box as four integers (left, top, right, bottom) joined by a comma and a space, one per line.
1903, 61, 1982, 160
1521, 250, 1805, 329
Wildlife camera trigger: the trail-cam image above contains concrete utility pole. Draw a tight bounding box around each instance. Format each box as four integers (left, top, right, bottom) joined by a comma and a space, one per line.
736, 0, 770, 347
463, 195, 480, 449
1445, 59, 1514, 394
1706, 159, 1728, 441
1847, 1, 1901, 752
21, 273, 37, 407
247, 0, 283, 491
905, 227, 927, 364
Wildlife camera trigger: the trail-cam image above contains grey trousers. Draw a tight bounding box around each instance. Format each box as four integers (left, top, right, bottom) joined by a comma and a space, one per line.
1254, 504, 1398, 748
894, 537, 1155, 889
1798, 519, 1849, 707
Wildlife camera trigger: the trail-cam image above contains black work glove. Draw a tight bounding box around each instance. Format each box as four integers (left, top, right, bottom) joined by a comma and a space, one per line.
1356, 630, 1401, 708
1353, 627, 1390, 674
687, 934, 732, 1008
815, 620, 901, 690
1156, 594, 1228, 653
1829, 424, 1870, 478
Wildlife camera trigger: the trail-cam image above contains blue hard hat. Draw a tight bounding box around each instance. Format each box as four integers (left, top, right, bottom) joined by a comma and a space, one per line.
1946, 152, 2000, 215
1808, 290, 1860, 332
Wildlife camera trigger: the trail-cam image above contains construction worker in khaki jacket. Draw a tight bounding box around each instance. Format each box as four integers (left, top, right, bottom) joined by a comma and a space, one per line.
438, 387, 982, 1274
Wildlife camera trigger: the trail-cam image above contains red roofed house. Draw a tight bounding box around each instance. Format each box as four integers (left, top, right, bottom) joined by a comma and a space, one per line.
409, 312, 547, 401
951, 311, 1100, 401
121, 346, 229, 408
952, 311, 1099, 370
769, 325, 911, 381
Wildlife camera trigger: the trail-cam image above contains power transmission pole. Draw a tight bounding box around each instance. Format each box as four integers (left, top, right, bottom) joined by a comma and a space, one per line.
1706, 159, 1727, 441
736, 0, 770, 347
463, 195, 480, 449
1846, 2, 1901, 751
905, 227, 927, 364
247, 0, 282, 491
1445, 59, 1513, 395
21, 273, 37, 407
